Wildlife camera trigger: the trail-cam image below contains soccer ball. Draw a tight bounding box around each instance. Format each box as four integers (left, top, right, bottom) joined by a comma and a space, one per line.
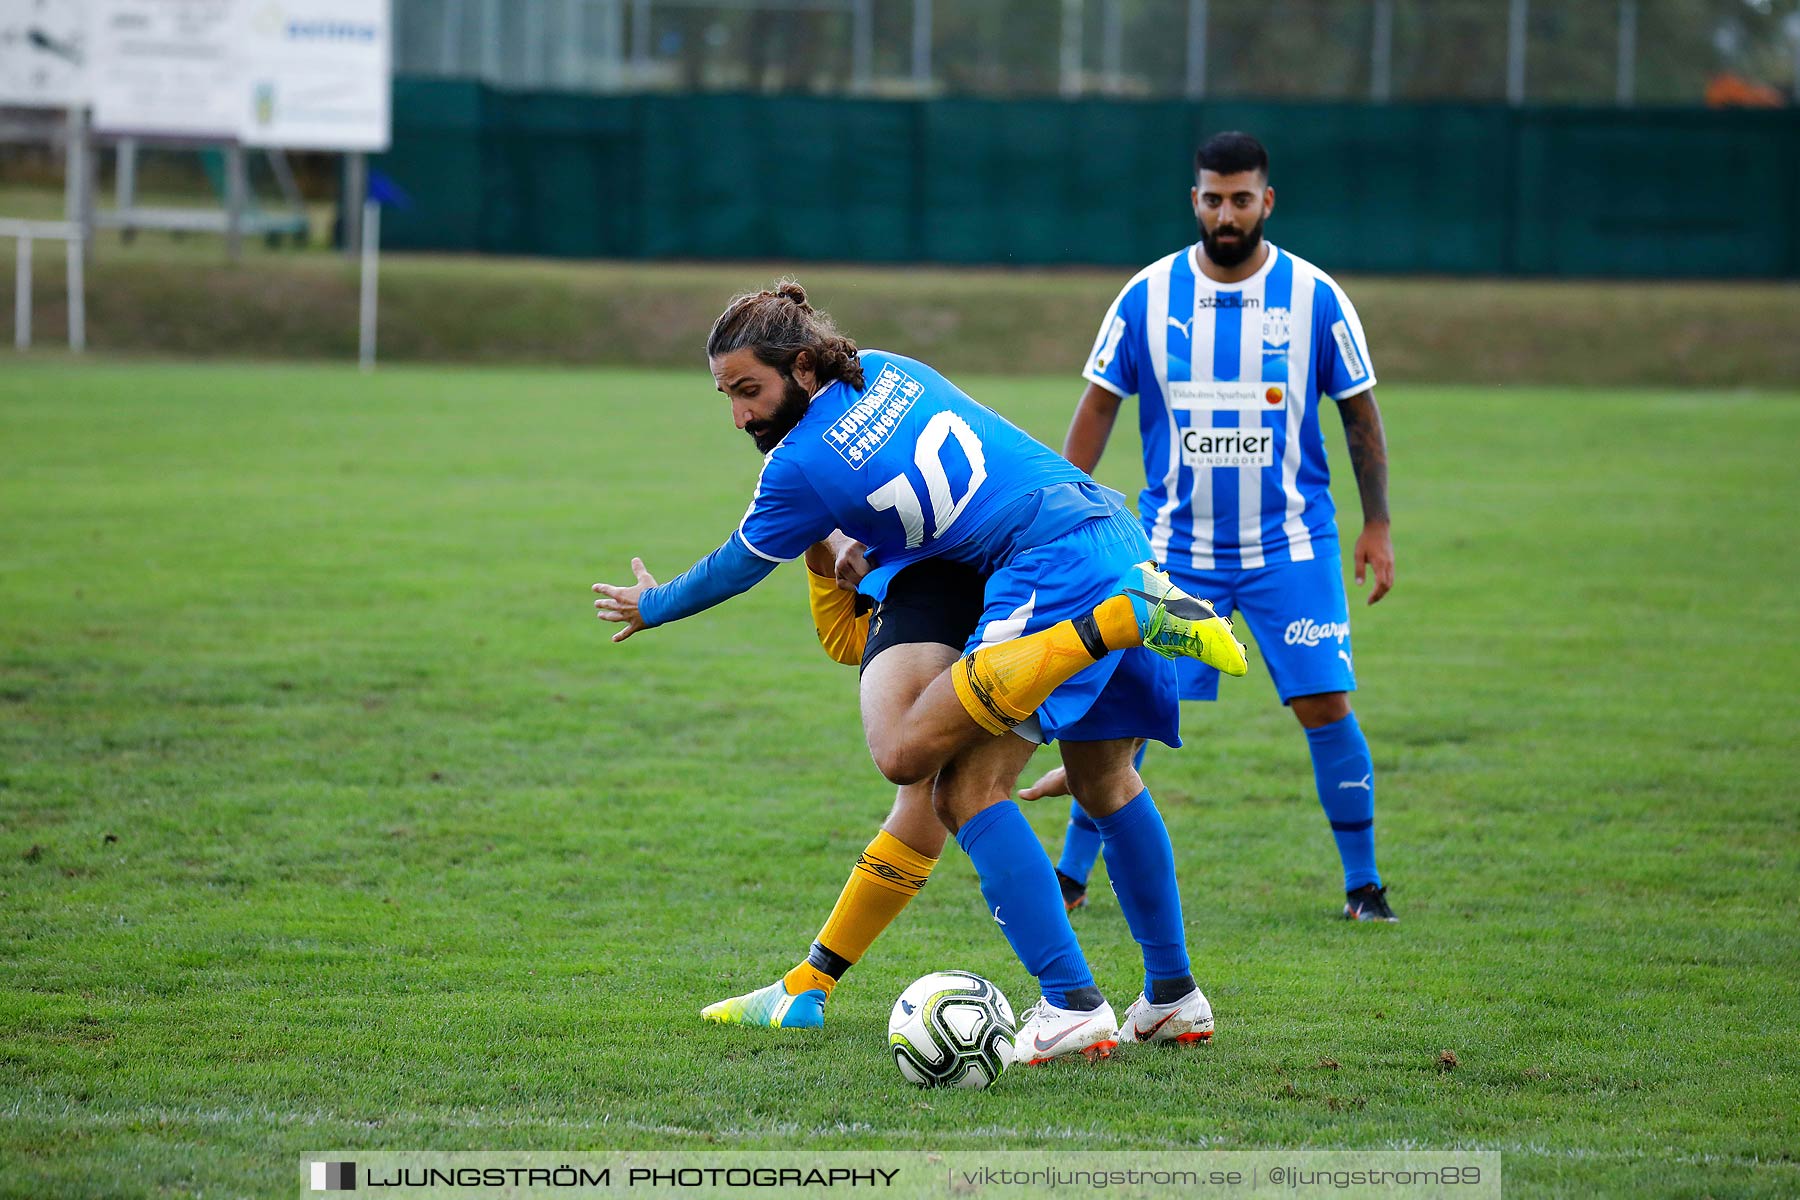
887, 971, 1016, 1089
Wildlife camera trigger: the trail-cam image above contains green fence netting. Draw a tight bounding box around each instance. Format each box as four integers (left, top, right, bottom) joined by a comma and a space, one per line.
376, 79, 1800, 277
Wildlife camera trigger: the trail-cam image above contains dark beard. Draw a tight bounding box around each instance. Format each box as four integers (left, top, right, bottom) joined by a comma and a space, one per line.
745, 372, 813, 454
1200, 215, 1265, 268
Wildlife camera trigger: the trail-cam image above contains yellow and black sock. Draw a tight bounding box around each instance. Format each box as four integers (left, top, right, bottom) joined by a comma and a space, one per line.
783, 830, 937, 998
1089, 594, 1145, 652
950, 596, 1143, 735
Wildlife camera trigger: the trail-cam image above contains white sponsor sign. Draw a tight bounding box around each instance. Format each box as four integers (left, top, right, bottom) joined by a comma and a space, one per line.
89, 0, 389, 149
241, 0, 390, 150
0, 0, 90, 106
1181, 426, 1273, 469
91, 0, 245, 139
1169, 380, 1288, 413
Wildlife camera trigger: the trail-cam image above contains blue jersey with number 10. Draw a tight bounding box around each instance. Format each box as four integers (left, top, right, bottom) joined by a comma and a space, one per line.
736, 350, 1106, 599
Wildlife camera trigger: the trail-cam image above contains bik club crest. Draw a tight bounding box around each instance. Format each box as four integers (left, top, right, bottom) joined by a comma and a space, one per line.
1261, 306, 1292, 348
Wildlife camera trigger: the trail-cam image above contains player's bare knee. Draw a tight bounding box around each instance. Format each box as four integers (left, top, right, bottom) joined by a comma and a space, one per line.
1060, 740, 1143, 817
1291, 691, 1351, 729
871, 740, 935, 787
1069, 774, 1138, 819
930, 778, 1007, 833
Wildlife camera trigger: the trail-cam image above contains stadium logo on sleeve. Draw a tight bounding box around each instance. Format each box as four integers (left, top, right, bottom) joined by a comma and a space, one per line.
1331, 319, 1369, 382
310, 1162, 356, 1191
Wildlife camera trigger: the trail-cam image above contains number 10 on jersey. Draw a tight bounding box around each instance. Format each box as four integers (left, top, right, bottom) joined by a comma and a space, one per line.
864, 412, 988, 550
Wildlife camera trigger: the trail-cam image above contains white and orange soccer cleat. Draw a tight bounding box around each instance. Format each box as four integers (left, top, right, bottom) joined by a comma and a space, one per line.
1012, 997, 1119, 1065
1118, 987, 1215, 1046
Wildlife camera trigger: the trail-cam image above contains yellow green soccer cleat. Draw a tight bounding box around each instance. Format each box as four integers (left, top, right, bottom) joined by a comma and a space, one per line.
701, 979, 827, 1029
1116, 561, 1249, 676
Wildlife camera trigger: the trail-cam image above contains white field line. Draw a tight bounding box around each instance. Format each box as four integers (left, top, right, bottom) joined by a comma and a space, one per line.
4, 1097, 1795, 1172
0, 1096, 1154, 1147
1391, 1139, 1794, 1172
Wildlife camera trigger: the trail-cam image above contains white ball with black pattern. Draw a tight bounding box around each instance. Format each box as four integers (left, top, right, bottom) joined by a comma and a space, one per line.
887, 971, 1016, 1089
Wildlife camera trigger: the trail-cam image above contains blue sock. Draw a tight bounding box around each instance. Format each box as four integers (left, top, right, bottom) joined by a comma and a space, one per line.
956, 801, 1096, 1008
1057, 802, 1104, 885
1093, 790, 1191, 998
1305, 712, 1380, 892
1054, 742, 1149, 885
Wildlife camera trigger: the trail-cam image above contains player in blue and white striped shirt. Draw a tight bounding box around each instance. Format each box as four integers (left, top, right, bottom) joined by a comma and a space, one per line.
1038, 132, 1399, 922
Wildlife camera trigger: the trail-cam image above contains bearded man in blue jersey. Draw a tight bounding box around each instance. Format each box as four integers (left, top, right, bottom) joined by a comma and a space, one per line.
1035, 132, 1400, 923
594, 280, 1252, 1059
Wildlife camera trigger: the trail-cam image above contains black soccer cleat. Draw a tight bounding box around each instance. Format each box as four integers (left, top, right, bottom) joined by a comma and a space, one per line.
1055, 868, 1089, 913
1344, 883, 1398, 923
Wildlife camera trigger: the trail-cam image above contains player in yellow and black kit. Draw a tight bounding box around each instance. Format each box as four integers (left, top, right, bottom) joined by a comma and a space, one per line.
700, 544, 986, 1028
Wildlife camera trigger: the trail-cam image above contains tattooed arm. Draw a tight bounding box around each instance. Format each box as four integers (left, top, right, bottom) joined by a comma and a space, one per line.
1337, 389, 1394, 605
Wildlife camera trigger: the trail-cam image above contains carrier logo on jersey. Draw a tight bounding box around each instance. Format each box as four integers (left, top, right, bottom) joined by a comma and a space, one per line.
1261, 307, 1291, 348
1169, 381, 1286, 412
1181, 426, 1273, 468
1091, 315, 1128, 373
1332, 319, 1369, 383
1285, 618, 1350, 647
823, 363, 923, 469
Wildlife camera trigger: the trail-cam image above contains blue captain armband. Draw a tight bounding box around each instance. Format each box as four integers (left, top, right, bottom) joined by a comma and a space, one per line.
636, 534, 779, 628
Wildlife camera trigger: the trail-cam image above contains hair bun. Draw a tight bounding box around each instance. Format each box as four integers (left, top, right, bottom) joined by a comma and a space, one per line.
774, 279, 809, 308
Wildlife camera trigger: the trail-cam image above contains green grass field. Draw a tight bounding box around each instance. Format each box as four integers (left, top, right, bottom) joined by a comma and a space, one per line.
3, 363, 1797, 1198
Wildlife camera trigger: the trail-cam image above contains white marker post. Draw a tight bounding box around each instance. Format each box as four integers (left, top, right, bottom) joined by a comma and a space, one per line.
67, 225, 86, 352
358, 198, 381, 372
3, 218, 86, 352
13, 231, 29, 350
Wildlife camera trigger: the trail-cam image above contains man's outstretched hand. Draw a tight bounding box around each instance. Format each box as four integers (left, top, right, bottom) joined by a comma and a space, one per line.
593, 557, 659, 643
1018, 765, 1071, 801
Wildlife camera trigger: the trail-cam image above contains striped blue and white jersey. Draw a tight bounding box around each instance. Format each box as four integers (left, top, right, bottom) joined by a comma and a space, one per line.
1083, 243, 1376, 571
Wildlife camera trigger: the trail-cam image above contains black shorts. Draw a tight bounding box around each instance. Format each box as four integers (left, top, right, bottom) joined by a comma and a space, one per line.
859, 558, 988, 674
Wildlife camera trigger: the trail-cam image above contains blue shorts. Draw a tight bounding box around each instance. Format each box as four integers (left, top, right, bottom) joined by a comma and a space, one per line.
966, 505, 1182, 748
1164, 540, 1356, 704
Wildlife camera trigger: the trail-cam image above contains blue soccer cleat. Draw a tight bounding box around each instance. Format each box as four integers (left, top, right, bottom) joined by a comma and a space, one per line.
701, 979, 827, 1029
